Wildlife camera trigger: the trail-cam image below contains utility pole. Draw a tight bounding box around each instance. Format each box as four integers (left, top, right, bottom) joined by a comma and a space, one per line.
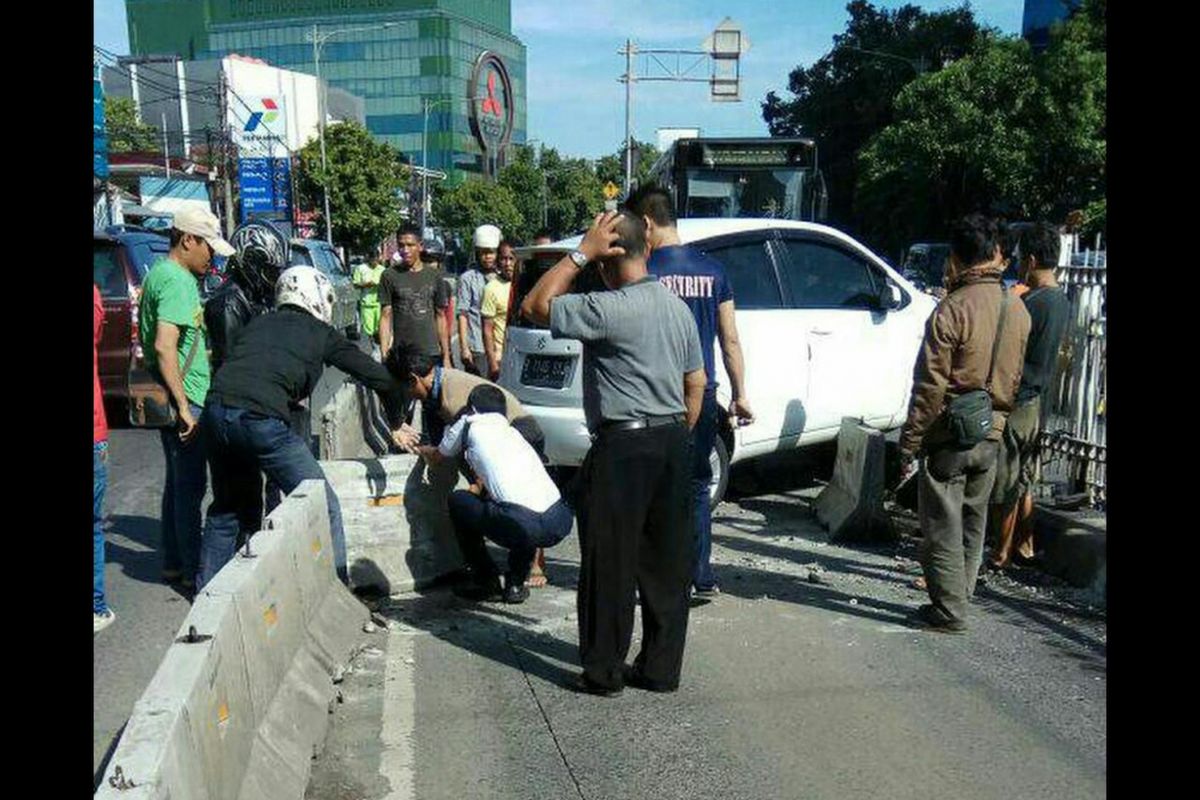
218, 68, 235, 236
624, 38, 633, 196
162, 112, 170, 178
312, 23, 333, 244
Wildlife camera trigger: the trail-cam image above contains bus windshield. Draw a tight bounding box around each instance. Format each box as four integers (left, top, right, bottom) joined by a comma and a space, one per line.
682, 168, 805, 219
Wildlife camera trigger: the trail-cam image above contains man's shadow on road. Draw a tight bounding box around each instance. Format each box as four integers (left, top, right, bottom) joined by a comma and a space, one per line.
104, 514, 192, 600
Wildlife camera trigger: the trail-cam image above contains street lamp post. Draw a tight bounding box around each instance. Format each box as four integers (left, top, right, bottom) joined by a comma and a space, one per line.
309, 20, 397, 244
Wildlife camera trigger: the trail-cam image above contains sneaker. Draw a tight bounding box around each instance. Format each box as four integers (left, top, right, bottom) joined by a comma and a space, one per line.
94, 608, 116, 634
693, 585, 721, 599
909, 604, 967, 634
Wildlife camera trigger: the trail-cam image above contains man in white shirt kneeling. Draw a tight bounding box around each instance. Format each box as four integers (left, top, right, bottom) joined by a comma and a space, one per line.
416, 385, 573, 604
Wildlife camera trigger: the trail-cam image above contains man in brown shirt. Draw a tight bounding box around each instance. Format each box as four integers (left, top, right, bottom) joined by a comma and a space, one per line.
898, 213, 1031, 633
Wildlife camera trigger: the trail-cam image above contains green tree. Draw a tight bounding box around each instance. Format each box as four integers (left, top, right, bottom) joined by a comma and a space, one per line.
855, 37, 1041, 255
296, 121, 408, 255
595, 139, 660, 189
497, 146, 547, 243
432, 177, 525, 250
105, 96, 160, 154
761, 2, 987, 233
854, 0, 1106, 254
543, 152, 605, 238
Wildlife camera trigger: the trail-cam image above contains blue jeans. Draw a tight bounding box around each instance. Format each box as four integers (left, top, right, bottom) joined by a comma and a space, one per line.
159, 402, 207, 582
447, 492, 573, 586
691, 390, 720, 591
94, 441, 109, 614
198, 401, 347, 589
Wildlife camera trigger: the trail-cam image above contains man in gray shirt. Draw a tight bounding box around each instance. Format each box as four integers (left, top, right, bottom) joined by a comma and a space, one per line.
456, 224, 500, 375
522, 210, 706, 696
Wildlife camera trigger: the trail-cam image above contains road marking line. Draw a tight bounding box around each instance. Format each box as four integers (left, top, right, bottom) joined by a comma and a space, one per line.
378, 626, 415, 800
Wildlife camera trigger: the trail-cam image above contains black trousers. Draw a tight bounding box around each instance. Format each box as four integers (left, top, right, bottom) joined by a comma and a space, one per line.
575, 421, 694, 690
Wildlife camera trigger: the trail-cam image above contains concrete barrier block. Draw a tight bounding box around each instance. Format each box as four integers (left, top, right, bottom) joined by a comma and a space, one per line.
815, 417, 892, 541
267, 480, 334, 624
96, 692, 207, 800
323, 455, 466, 596
1034, 505, 1107, 591
175, 592, 256, 800
305, 580, 370, 671
221, 529, 307, 731
236, 646, 333, 800
319, 381, 379, 461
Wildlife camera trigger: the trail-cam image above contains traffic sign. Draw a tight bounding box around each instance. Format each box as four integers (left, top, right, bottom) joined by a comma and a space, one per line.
603, 181, 620, 200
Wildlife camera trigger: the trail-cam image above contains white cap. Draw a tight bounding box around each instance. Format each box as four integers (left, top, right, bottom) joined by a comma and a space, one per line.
473, 224, 501, 250
172, 206, 235, 257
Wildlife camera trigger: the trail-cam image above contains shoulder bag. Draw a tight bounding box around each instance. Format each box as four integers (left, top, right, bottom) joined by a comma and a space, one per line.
942, 288, 1011, 449
128, 330, 201, 428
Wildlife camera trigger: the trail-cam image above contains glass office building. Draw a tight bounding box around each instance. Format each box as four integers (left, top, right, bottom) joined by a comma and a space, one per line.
126, 1, 526, 179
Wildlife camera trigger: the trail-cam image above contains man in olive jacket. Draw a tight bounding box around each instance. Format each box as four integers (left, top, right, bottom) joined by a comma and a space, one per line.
898, 214, 1031, 633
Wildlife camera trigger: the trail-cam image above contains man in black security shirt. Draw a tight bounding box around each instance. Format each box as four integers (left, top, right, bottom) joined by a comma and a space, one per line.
198, 266, 407, 589
986, 222, 1072, 571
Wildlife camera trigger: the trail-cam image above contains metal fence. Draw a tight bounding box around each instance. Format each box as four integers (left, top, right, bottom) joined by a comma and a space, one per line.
1037, 244, 1106, 508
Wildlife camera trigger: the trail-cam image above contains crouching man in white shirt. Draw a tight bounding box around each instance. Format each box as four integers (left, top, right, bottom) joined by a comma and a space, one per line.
414, 385, 573, 604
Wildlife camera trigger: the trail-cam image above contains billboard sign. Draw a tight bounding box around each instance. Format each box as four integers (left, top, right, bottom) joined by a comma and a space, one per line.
238, 157, 293, 220
94, 62, 108, 179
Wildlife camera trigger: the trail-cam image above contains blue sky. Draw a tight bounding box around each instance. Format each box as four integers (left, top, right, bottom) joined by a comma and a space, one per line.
94, 0, 1023, 159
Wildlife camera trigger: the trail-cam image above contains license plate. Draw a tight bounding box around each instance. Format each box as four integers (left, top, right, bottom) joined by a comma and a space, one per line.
521, 354, 573, 389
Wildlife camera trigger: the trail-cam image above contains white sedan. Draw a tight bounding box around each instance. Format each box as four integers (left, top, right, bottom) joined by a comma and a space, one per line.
500, 218, 936, 503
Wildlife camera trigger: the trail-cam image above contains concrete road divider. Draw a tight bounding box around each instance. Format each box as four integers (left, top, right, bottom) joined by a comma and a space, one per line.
322, 455, 467, 596
815, 417, 892, 542
96, 480, 368, 800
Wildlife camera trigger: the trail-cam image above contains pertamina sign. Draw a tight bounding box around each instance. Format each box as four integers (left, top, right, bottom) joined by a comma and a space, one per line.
469, 51, 514, 174
235, 96, 288, 158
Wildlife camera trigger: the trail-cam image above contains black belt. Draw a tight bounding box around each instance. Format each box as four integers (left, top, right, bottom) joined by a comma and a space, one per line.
599, 414, 685, 433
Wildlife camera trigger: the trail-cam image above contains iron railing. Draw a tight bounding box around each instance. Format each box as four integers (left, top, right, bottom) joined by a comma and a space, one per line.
1037, 246, 1106, 508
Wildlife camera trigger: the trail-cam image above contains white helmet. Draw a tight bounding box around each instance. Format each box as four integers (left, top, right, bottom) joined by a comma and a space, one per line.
473, 224, 501, 249
275, 266, 335, 325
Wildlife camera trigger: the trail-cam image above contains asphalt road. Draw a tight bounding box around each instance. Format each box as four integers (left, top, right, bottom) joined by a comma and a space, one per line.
308, 477, 1105, 799
92, 346, 361, 786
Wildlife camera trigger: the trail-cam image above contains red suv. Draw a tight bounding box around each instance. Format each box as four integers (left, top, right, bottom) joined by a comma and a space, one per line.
93, 227, 171, 409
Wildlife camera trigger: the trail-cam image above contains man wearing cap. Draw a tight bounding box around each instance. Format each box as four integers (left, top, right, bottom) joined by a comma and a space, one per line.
456, 224, 501, 375
139, 206, 234, 590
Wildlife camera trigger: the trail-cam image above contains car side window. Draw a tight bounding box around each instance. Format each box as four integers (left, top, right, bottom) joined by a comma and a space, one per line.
778, 238, 879, 310
699, 237, 784, 309
94, 244, 127, 299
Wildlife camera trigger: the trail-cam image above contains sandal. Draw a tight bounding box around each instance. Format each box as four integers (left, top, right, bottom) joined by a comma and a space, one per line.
525, 549, 548, 588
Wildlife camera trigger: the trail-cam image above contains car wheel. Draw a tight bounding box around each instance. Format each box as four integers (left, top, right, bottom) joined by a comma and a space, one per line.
709, 436, 730, 507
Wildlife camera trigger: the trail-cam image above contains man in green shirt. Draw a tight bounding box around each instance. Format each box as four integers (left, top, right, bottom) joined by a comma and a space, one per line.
139, 206, 234, 590
353, 254, 387, 344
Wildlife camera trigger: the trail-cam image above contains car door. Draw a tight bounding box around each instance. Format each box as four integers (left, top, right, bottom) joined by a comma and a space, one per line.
693, 231, 807, 453
93, 237, 133, 398
774, 233, 910, 430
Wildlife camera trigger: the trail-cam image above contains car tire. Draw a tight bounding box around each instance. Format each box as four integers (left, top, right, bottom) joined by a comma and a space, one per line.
709, 436, 730, 507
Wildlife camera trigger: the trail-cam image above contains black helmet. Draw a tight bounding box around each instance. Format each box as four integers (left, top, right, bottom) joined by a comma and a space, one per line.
421, 237, 446, 261
228, 221, 289, 303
